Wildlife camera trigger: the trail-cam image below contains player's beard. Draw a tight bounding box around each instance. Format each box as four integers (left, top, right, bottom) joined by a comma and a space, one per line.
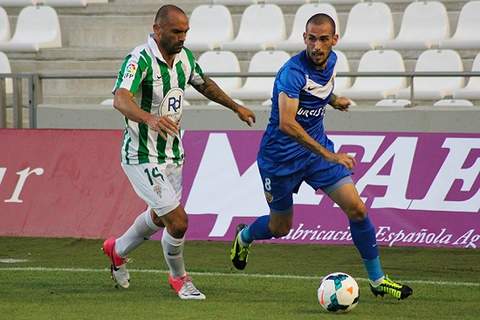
309, 50, 330, 68
161, 39, 184, 55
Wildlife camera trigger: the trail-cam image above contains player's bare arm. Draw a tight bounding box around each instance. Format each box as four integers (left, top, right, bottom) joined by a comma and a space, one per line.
329, 93, 351, 111
114, 88, 178, 140
192, 76, 256, 126
278, 92, 355, 170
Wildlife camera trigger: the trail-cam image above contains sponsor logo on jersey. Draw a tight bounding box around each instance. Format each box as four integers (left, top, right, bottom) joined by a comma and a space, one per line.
296, 106, 326, 118
160, 88, 184, 122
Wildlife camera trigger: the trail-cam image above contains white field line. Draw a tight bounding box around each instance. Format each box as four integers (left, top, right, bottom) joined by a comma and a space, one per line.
0, 266, 478, 287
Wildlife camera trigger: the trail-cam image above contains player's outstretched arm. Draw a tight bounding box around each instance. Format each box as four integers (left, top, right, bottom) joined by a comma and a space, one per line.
192, 76, 256, 127
278, 92, 355, 170
329, 94, 351, 111
113, 88, 178, 140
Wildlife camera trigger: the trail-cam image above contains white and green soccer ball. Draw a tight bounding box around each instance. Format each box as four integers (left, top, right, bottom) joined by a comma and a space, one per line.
317, 272, 359, 313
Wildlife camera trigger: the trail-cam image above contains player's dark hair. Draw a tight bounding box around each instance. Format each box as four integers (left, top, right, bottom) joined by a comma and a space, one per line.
305, 13, 336, 35
154, 4, 186, 25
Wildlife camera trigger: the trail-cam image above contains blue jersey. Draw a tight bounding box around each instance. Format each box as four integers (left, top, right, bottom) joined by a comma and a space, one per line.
257, 50, 338, 176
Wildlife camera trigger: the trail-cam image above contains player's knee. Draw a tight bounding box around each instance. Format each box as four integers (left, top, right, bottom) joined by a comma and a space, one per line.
169, 219, 188, 238
345, 201, 367, 221
270, 224, 291, 238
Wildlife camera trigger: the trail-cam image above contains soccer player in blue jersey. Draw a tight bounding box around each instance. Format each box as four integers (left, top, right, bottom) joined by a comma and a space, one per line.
230, 13, 413, 300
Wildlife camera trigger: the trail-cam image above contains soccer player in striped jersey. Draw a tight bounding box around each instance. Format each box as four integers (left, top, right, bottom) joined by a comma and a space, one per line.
102, 5, 255, 300
230, 13, 413, 300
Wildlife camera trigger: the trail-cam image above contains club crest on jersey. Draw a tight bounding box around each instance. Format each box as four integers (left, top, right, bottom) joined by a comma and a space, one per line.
153, 184, 162, 197
264, 191, 273, 203
160, 88, 184, 122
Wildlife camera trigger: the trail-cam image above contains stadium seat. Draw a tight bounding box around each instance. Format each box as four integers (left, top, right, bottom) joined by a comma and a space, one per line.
332, 50, 351, 93
340, 50, 406, 100
0, 0, 35, 6
453, 52, 480, 100
375, 99, 411, 108
336, 2, 394, 50
100, 98, 113, 106
439, 1, 480, 49
38, 0, 87, 7
396, 49, 464, 100
184, 5, 234, 51
0, 51, 12, 94
0, 5, 61, 52
212, 0, 256, 5
230, 50, 290, 100
0, 6, 10, 43
275, 3, 339, 51
265, 0, 308, 4
185, 51, 241, 100
433, 99, 474, 107
222, 4, 286, 51
380, 1, 449, 49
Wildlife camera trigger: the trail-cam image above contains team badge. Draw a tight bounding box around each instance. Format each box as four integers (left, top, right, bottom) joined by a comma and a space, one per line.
153, 184, 162, 198
264, 191, 273, 203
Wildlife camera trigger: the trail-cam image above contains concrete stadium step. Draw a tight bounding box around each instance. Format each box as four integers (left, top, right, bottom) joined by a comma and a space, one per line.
6, 47, 477, 106
8, 47, 478, 73
35, 103, 480, 132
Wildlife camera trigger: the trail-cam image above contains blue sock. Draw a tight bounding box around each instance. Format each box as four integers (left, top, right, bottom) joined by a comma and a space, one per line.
240, 215, 273, 245
349, 216, 384, 281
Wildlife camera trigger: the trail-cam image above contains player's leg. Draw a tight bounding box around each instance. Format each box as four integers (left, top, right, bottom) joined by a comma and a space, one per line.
154, 204, 204, 300
154, 163, 205, 300
103, 207, 162, 288
231, 171, 301, 270
102, 163, 167, 288
326, 180, 413, 300
325, 181, 383, 280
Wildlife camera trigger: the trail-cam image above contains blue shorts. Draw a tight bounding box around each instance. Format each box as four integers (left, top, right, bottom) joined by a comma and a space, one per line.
258, 156, 352, 212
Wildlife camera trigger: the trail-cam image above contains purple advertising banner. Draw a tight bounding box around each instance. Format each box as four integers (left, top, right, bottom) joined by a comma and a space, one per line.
151, 131, 480, 249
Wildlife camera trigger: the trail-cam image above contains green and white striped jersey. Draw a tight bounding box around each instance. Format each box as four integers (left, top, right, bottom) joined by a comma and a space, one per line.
113, 34, 204, 165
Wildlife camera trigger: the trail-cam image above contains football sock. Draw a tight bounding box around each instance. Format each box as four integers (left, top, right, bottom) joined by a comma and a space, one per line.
349, 216, 384, 282
161, 230, 186, 278
365, 257, 385, 285
240, 215, 273, 245
115, 209, 160, 258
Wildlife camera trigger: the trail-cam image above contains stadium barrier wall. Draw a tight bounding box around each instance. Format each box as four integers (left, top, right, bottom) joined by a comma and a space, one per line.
0, 129, 479, 249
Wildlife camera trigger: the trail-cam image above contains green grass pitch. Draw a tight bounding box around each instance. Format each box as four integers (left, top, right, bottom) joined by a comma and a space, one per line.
1, 237, 479, 319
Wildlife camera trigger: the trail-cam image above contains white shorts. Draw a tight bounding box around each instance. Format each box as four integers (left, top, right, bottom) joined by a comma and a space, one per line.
121, 162, 182, 217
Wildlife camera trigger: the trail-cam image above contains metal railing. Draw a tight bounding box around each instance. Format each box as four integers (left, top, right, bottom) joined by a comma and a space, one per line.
0, 73, 41, 129
0, 71, 479, 128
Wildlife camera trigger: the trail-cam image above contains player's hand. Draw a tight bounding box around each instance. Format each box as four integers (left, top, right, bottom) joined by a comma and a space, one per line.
235, 105, 256, 127
145, 115, 179, 140
326, 152, 356, 170
331, 97, 351, 111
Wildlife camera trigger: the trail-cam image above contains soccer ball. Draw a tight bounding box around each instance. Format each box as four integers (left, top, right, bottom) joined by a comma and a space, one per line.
317, 272, 359, 313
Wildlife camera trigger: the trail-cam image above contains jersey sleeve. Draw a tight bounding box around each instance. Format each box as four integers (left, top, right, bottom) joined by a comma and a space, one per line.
113, 52, 148, 95
276, 65, 306, 99
184, 48, 205, 86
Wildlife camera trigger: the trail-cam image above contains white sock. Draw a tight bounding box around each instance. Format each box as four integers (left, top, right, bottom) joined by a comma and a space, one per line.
161, 230, 186, 278
115, 209, 160, 257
